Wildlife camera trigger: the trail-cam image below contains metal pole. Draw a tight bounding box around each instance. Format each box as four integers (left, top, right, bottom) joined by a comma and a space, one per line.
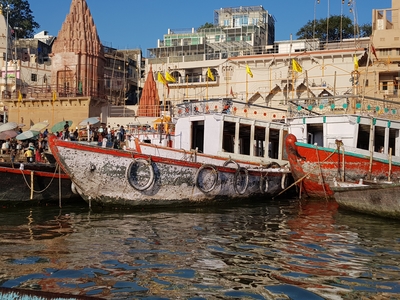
4, 5, 9, 99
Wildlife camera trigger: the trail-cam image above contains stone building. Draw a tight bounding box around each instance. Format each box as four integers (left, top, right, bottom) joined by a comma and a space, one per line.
4, 0, 108, 128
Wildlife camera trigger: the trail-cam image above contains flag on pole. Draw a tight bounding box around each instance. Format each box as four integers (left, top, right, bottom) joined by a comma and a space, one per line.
371, 45, 378, 60
18, 90, 22, 102
354, 55, 359, 70
157, 72, 167, 85
230, 87, 235, 97
207, 67, 214, 81
292, 59, 303, 73
246, 64, 253, 78
165, 72, 176, 83
157, 72, 170, 95
52, 91, 57, 102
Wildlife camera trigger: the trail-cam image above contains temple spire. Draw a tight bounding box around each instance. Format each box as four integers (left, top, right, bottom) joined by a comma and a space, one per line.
51, 0, 105, 98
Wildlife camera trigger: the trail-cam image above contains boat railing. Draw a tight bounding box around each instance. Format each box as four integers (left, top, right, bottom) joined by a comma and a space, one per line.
173, 98, 288, 122
288, 94, 400, 120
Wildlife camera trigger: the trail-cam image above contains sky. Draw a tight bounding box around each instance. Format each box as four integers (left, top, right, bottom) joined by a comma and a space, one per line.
28, 0, 392, 56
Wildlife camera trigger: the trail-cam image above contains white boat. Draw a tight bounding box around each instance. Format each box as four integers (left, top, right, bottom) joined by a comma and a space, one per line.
48, 99, 292, 209
128, 99, 289, 167
285, 112, 400, 199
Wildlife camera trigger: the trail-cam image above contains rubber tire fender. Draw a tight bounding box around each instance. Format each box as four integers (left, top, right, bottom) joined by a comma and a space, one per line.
195, 164, 218, 193
234, 167, 249, 195
127, 158, 155, 191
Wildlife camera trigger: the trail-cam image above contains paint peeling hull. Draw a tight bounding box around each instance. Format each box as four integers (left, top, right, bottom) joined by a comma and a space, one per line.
48, 136, 291, 209
285, 134, 400, 199
0, 162, 81, 206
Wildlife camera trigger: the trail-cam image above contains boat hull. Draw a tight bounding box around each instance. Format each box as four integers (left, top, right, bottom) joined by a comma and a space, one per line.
0, 162, 81, 206
332, 182, 400, 219
285, 134, 400, 199
49, 136, 291, 209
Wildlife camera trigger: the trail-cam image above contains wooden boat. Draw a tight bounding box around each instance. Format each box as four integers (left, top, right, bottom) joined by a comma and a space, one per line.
0, 161, 82, 206
48, 99, 293, 209
0, 287, 102, 300
331, 179, 400, 219
285, 114, 400, 199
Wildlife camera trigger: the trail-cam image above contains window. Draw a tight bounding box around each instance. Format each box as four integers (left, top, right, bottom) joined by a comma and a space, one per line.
382, 81, 388, 90
31, 74, 37, 82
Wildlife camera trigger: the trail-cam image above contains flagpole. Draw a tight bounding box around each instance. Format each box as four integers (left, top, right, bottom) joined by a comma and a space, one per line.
246, 72, 248, 103
288, 34, 292, 104
206, 72, 209, 100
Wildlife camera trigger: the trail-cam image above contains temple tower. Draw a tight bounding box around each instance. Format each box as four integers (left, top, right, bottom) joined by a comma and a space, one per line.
50, 0, 105, 98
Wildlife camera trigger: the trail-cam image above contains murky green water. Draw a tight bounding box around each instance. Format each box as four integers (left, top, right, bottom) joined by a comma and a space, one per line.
0, 198, 399, 299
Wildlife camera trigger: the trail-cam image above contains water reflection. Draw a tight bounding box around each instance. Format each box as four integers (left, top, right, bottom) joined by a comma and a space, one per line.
0, 200, 399, 299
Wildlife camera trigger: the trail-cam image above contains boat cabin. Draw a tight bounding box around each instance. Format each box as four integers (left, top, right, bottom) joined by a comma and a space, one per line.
129, 99, 289, 166
288, 114, 400, 159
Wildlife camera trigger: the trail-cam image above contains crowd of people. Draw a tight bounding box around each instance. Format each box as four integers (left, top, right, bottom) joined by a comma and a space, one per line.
0, 137, 46, 164
54, 122, 127, 149
0, 122, 132, 164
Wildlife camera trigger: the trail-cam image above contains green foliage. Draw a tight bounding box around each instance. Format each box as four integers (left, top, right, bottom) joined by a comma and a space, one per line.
296, 15, 371, 41
197, 22, 214, 31
0, 0, 39, 38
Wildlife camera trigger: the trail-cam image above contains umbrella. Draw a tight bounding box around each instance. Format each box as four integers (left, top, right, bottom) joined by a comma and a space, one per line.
16, 130, 40, 141
51, 120, 72, 133
30, 121, 49, 131
0, 122, 18, 133
0, 130, 18, 140
79, 117, 100, 126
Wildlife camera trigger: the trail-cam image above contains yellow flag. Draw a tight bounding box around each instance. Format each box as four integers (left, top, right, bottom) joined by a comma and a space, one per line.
18, 90, 22, 102
246, 64, 253, 78
354, 55, 359, 70
165, 72, 176, 83
52, 91, 57, 102
292, 59, 303, 73
157, 72, 167, 85
207, 67, 214, 81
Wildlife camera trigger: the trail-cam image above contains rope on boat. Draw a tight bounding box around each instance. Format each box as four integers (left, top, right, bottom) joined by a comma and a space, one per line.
273, 148, 338, 199
316, 146, 328, 201
59, 163, 62, 208
20, 163, 61, 194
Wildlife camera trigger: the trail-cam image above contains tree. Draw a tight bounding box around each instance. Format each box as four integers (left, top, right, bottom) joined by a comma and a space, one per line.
296, 15, 369, 42
197, 22, 214, 32
0, 0, 39, 38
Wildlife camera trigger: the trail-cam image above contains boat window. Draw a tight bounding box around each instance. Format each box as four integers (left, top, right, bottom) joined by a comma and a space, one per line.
253, 126, 266, 157
357, 124, 370, 151
306, 123, 323, 145
222, 121, 235, 153
374, 126, 385, 152
239, 124, 251, 155
191, 121, 204, 153
268, 128, 280, 159
389, 128, 398, 156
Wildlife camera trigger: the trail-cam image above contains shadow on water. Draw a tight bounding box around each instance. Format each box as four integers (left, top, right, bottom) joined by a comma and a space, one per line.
0, 198, 399, 299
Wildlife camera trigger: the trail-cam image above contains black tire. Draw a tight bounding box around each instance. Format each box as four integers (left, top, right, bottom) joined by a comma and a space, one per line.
195, 164, 218, 193
234, 167, 249, 195
259, 175, 269, 194
127, 158, 154, 191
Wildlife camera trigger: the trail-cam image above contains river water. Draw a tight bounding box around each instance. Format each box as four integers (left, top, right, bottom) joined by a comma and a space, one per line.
0, 198, 399, 300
